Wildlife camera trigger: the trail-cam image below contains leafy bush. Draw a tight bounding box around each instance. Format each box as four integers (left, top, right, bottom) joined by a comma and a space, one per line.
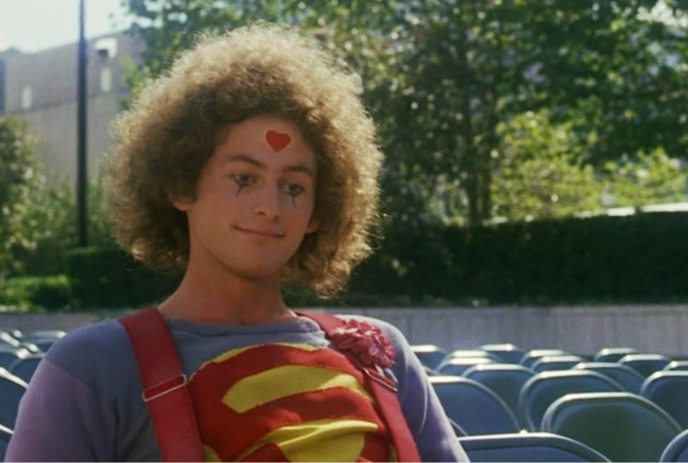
66, 247, 181, 309
345, 212, 688, 306
0, 275, 72, 311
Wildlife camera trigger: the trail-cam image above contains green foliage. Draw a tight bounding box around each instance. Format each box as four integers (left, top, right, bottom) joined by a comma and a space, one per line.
0, 275, 72, 311
342, 212, 688, 306
0, 117, 89, 279
492, 110, 603, 220
121, 0, 688, 228
65, 247, 181, 309
602, 148, 688, 208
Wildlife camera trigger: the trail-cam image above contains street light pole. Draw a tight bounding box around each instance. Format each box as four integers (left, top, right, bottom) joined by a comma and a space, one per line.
77, 0, 88, 247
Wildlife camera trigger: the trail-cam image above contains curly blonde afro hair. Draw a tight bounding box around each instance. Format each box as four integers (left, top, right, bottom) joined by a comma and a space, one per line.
107, 23, 383, 297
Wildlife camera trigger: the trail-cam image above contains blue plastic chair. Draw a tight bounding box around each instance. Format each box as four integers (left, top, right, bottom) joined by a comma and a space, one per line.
437, 357, 497, 376
619, 354, 671, 377
410, 344, 447, 370
445, 350, 503, 361
463, 364, 535, 428
0, 368, 28, 430
0, 423, 12, 462
594, 347, 637, 363
520, 370, 623, 431
520, 350, 568, 369
0, 347, 30, 370
430, 376, 520, 435
641, 371, 688, 428
531, 355, 585, 373
458, 432, 610, 462
20, 330, 65, 343
9, 354, 44, 383
661, 429, 688, 462
480, 344, 526, 364
574, 362, 645, 394
543, 392, 681, 462
665, 361, 688, 372
0, 333, 20, 349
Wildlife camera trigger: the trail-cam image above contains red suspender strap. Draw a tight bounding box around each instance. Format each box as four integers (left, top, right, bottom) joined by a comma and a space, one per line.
119, 307, 204, 462
295, 311, 421, 462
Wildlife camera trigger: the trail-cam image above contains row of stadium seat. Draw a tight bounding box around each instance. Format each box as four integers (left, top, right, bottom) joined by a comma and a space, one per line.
0, 328, 63, 459
423, 358, 688, 430
416, 343, 688, 461
417, 344, 686, 378
458, 429, 688, 462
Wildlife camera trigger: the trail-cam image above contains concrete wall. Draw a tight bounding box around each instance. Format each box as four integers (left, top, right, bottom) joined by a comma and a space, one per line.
1, 305, 686, 356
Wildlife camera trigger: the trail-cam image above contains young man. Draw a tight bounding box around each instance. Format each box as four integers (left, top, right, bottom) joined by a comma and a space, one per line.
7, 24, 467, 462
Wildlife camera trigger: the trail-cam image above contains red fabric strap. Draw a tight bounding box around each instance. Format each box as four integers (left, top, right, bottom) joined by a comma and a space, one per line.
295, 310, 421, 462
119, 307, 204, 462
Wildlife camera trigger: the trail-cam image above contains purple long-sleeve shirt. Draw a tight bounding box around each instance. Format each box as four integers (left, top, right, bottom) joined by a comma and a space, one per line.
7, 314, 468, 462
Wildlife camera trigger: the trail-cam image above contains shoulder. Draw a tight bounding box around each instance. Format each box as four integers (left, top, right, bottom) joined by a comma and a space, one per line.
45, 319, 134, 390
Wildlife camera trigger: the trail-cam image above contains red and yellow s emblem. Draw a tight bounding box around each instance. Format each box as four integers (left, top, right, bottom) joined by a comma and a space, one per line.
189, 343, 394, 462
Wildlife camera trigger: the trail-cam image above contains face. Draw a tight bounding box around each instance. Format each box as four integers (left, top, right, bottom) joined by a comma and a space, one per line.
173, 115, 319, 280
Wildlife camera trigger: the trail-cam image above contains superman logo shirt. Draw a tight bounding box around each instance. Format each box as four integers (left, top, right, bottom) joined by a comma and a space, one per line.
6, 314, 468, 461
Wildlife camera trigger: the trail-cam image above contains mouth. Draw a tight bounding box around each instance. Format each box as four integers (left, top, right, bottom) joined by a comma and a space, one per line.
234, 226, 285, 238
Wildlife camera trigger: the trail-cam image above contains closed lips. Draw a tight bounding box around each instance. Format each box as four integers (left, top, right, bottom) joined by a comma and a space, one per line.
235, 226, 284, 238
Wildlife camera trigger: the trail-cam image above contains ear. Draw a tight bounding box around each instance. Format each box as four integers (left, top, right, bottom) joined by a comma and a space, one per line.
305, 217, 320, 234
166, 187, 193, 212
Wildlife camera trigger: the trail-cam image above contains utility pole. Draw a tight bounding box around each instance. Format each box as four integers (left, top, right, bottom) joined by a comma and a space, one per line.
77, 0, 88, 246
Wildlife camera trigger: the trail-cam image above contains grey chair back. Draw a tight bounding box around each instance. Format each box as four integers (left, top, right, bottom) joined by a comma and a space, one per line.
665, 361, 688, 372
438, 357, 496, 376
9, 354, 44, 383
480, 344, 526, 364
594, 347, 637, 363
459, 432, 610, 462
531, 355, 584, 373
0, 347, 30, 370
619, 354, 671, 377
0, 368, 28, 429
661, 429, 688, 462
574, 362, 645, 394
0, 423, 12, 462
20, 330, 65, 343
430, 376, 520, 435
463, 364, 535, 428
520, 370, 623, 431
542, 392, 681, 462
641, 372, 688, 428
520, 350, 568, 369
410, 344, 447, 370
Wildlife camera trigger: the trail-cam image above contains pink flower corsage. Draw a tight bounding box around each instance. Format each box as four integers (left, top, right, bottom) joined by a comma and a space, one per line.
330, 319, 396, 369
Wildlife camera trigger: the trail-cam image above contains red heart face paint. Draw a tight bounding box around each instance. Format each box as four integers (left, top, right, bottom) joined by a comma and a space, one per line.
264, 130, 292, 153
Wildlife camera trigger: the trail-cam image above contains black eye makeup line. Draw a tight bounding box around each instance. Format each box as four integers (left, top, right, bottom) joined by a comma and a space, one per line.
232, 174, 251, 197
232, 174, 303, 206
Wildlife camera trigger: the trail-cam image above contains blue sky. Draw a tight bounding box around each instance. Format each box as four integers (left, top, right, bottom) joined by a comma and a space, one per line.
0, 0, 129, 53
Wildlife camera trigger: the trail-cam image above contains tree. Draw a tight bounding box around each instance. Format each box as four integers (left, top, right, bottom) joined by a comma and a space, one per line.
602, 148, 688, 208
0, 117, 52, 277
491, 110, 603, 221
121, 0, 688, 227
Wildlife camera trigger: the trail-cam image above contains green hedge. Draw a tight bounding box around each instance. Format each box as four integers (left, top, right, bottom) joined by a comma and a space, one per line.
4, 212, 688, 310
65, 247, 181, 309
0, 275, 72, 310
345, 211, 688, 306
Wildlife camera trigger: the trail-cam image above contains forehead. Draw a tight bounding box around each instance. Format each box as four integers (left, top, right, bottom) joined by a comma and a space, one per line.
215, 115, 316, 169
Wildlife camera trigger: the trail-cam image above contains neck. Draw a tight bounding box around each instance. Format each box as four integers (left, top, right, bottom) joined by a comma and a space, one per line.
157, 255, 295, 326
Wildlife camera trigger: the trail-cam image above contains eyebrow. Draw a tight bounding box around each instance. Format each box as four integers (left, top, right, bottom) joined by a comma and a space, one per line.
226, 154, 315, 178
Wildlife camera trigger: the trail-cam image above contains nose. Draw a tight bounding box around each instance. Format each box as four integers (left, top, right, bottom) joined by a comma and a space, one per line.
253, 185, 281, 220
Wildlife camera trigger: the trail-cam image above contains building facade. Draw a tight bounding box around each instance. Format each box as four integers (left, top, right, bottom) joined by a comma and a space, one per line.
0, 32, 142, 183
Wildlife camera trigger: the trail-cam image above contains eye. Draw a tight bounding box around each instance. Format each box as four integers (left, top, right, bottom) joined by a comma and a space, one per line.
286, 183, 305, 198
231, 173, 253, 187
